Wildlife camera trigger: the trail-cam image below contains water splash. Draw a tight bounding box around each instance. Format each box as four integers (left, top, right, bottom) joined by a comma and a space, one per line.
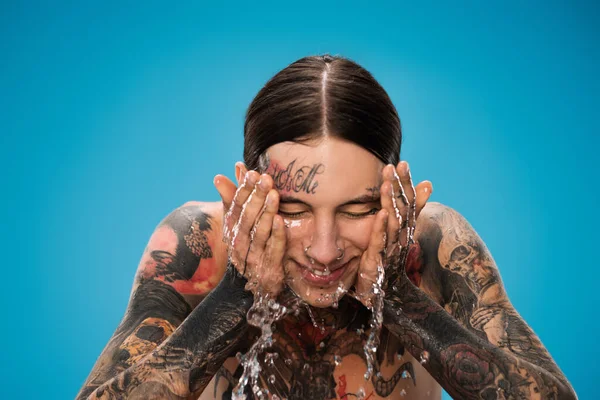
232, 292, 287, 400
305, 303, 326, 334
363, 264, 385, 380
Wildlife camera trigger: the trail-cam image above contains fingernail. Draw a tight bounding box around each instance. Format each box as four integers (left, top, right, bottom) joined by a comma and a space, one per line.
259, 176, 269, 191
246, 172, 256, 186
273, 216, 281, 229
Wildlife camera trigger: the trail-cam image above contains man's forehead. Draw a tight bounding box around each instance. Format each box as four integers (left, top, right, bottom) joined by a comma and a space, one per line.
264, 140, 384, 171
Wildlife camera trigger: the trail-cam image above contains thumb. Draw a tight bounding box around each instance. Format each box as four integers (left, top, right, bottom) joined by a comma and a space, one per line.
214, 174, 237, 211
415, 180, 433, 219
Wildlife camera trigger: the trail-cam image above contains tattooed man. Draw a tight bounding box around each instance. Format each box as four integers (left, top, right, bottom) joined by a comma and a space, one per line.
77, 55, 576, 399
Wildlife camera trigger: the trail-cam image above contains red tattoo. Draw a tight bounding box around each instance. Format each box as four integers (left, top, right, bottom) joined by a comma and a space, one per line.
337, 374, 347, 399
405, 242, 424, 287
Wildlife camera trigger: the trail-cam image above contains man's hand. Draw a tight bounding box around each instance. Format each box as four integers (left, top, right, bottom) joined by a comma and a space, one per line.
214, 170, 286, 297
354, 162, 432, 307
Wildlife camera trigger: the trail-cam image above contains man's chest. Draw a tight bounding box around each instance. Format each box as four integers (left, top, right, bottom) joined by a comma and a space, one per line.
201, 325, 440, 400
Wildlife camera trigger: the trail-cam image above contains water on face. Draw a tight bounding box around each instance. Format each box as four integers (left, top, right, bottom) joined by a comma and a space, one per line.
231, 170, 418, 398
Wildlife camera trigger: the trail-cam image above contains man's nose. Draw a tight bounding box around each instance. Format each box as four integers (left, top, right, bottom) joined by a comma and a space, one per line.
308, 218, 340, 266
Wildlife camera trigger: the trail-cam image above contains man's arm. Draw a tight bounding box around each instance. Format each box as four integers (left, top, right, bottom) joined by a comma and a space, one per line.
87, 264, 253, 399
383, 202, 576, 399
77, 203, 227, 399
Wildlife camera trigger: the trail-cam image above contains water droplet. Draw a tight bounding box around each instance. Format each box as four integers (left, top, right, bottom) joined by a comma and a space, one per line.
319, 341, 325, 348
400, 388, 407, 396
285, 358, 292, 366
268, 375, 276, 384
334, 355, 342, 366
357, 387, 365, 400
401, 370, 411, 380
420, 350, 430, 364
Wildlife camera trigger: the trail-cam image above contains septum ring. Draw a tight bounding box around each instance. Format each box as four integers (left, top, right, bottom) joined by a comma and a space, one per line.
304, 245, 345, 261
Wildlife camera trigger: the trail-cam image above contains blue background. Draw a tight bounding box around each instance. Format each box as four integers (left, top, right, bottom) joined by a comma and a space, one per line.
1, 1, 597, 399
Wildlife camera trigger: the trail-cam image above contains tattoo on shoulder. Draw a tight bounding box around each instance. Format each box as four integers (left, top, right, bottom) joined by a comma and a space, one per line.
141, 205, 214, 284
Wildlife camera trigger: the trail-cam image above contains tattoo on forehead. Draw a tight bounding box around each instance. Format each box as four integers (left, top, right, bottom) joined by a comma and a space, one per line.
262, 154, 325, 195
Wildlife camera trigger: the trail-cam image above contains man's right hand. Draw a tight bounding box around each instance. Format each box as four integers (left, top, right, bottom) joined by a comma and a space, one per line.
214, 170, 286, 297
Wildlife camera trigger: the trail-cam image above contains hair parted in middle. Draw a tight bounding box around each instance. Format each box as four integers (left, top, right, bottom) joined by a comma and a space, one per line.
243, 54, 402, 171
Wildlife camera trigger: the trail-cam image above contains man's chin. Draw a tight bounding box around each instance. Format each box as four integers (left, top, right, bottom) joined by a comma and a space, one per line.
292, 285, 351, 308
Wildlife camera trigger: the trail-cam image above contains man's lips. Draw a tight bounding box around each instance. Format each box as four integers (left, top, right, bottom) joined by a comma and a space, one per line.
296, 260, 351, 285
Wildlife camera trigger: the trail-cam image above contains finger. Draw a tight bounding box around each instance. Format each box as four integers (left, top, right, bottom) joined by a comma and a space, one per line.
251, 189, 279, 250
355, 209, 388, 307
228, 171, 259, 228
414, 181, 433, 220
365, 208, 388, 263
385, 163, 408, 207
380, 180, 400, 254
214, 174, 238, 211
396, 161, 415, 207
236, 174, 273, 240
396, 162, 416, 247
261, 215, 286, 296
384, 164, 408, 237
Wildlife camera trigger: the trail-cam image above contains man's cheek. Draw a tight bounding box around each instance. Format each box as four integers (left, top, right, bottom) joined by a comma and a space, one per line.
341, 220, 374, 250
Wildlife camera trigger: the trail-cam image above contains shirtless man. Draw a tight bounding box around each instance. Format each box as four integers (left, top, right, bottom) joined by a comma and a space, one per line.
76, 55, 576, 399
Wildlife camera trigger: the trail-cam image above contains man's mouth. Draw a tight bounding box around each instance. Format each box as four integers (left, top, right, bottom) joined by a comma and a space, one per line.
298, 261, 351, 285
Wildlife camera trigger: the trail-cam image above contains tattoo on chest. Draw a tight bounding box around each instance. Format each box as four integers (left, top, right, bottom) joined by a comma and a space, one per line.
216, 299, 416, 399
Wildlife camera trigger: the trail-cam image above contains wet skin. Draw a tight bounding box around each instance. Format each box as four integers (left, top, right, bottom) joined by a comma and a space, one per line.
77, 137, 576, 400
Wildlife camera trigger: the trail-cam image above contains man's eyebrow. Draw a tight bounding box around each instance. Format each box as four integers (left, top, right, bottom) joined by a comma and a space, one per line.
279, 195, 311, 207
339, 194, 381, 207
279, 193, 381, 208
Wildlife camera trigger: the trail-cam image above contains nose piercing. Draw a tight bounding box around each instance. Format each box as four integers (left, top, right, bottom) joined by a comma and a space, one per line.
304, 246, 315, 264
336, 247, 344, 261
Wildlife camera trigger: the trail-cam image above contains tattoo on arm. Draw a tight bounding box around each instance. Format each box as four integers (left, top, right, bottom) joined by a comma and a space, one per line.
382, 205, 576, 399
77, 205, 219, 399
87, 265, 253, 400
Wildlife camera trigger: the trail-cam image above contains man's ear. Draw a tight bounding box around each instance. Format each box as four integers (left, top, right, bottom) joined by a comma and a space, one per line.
235, 162, 248, 186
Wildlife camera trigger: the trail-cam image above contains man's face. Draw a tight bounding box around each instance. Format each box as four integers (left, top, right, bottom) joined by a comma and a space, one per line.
264, 137, 384, 307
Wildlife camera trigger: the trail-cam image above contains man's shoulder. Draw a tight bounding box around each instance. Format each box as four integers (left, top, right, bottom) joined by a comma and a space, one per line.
167, 201, 223, 229
136, 201, 227, 305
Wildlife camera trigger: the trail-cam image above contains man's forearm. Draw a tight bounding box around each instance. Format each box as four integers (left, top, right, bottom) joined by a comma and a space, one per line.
383, 280, 576, 399
85, 266, 253, 400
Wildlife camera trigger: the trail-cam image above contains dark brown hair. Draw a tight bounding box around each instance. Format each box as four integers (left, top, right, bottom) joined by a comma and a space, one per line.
243, 54, 401, 171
